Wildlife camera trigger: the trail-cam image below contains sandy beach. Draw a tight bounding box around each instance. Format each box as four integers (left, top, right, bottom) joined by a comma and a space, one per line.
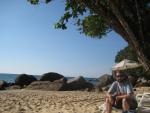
0, 87, 149, 113
0, 90, 103, 113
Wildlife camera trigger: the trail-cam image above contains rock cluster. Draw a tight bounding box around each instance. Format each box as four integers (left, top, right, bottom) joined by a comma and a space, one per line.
0, 72, 149, 91
0, 72, 94, 91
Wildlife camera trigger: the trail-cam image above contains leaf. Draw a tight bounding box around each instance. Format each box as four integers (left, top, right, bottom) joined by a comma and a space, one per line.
45, 0, 52, 4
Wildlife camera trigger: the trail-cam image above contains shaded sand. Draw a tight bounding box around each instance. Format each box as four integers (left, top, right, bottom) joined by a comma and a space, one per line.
0, 87, 149, 113
0, 90, 104, 113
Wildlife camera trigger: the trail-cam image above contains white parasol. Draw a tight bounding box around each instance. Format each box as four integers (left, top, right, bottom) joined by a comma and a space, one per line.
112, 59, 142, 71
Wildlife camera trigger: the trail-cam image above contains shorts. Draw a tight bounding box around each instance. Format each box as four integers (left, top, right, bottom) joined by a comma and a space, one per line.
111, 95, 137, 110
112, 98, 122, 109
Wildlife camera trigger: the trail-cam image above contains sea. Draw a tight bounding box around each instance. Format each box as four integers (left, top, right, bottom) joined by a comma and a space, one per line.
0, 73, 99, 85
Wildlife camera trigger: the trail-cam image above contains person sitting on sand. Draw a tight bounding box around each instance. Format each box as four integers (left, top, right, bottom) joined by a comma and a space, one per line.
105, 70, 137, 113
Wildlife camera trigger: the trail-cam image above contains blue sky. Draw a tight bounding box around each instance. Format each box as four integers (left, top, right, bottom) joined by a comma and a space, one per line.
0, 0, 127, 77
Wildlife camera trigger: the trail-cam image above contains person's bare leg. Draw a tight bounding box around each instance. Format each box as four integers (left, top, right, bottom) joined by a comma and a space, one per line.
105, 98, 112, 113
122, 98, 129, 112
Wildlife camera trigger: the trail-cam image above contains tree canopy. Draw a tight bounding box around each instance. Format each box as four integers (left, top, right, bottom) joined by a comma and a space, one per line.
28, 0, 150, 74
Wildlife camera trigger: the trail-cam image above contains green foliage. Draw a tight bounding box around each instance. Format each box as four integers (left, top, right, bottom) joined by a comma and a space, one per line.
28, 0, 110, 38
55, 1, 87, 31
28, 0, 150, 41
126, 67, 145, 77
28, 0, 51, 4
82, 15, 110, 38
45, 0, 51, 4
28, 0, 39, 5
54, 11, 72, 30
27, 0, 150, 42
115, 46, 138, 63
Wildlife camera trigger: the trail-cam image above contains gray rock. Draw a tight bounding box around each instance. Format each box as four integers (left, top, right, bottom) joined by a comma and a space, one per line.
67, 76, 86, 84
15, 74, 37, 87
95, 86, 103, 92
53, 77, 67, 83
40, 72, 64, 82
102, 84, 111, 91
0, 80, 8, 90
6, 85, 21, 90
96, 74, 114, 87
26, 81, 66, 91
64, 76, 94, 91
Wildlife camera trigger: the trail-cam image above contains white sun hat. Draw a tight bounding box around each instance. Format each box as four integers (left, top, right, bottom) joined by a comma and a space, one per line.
112, 59, 142, 71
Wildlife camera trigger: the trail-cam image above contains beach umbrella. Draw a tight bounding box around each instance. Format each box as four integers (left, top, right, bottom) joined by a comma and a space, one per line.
112, 59, 142, 71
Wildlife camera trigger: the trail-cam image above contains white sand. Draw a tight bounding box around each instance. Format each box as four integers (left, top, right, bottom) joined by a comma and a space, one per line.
0, 90, 104, 113
0, 87, 149, 113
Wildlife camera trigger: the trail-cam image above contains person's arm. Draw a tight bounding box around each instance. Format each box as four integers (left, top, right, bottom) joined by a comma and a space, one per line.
105, 82, 117, 104
116, 93, 131, 99
105, 92, 115, 105
114, 94, 129, 103
107, 82, 117, 94
116, 82, 134, 101
106, 92, 113, 98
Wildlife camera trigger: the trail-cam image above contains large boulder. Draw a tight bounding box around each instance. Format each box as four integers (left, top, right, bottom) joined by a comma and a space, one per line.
95, 74, 113, 92
102, 84, 111, 91
0, 80, 8, 90
96, 74, 114, 87
40, 72, 64, 82
6, 85, 21, 90
15, 74, 37, 87
53, 77, 67, 83
26, 81, 66, 91
94, 86, 103, 92
67, 76, 86, 84
64, 76, 94, 91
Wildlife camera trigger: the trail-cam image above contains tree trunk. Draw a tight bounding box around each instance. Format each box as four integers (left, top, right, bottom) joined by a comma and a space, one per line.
135, 44, 150, 73
109, 0, 150, 73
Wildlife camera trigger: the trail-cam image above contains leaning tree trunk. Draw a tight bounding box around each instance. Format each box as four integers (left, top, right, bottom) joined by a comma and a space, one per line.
109, 0, 150, 73
135, 43, 150, 72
